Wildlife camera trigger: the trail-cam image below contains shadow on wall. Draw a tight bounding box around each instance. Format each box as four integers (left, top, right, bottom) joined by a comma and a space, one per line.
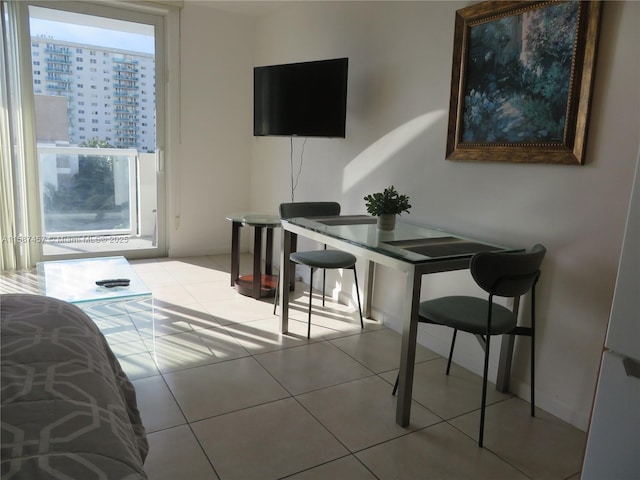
342, 109, 447, 192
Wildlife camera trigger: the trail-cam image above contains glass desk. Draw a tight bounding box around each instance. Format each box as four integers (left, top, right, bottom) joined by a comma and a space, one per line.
37, 256, 154, 357
278, 215, 521, 427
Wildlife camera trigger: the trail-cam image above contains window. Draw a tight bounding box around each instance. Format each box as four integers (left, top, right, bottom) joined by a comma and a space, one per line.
2, 0, 174, 265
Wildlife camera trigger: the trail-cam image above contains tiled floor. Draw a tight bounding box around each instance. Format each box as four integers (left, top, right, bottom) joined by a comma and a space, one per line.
0, 255, 586, 480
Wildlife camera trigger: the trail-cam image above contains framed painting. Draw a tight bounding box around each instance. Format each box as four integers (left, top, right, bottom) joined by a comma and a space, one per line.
445, 1, 602, 164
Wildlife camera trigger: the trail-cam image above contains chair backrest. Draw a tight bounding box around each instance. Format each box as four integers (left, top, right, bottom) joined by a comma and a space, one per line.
279, 202, 341, 219
470, 244, 546, 298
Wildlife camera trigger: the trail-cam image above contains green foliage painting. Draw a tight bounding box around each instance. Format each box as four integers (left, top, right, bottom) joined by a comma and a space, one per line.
461, 1, 578, 143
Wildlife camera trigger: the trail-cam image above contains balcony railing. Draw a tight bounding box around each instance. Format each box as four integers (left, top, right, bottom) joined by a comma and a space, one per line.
113, 64, 139, 73
44, 46, 71, 55
37, 146, 139, 238
113, 57, 139, 65
46, 57, 73, 65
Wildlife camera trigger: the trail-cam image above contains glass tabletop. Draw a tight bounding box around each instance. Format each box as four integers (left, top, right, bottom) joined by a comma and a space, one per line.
37, 256, 151, 304
226, 212, 281, 227
285, 215, 516, 264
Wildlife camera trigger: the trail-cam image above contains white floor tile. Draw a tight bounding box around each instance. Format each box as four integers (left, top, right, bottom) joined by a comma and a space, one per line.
152, 326, 250, 373
144, 425, 218, 480
255, 341, 374, 395
449, 397, 586, 480
285, 455, 378, 480
383, 357, 512, 420
191, 397, 348, 480
356, 422, 529, 480
132, 375, 186, 433
297, 375, 442, 451
330, 328, 440, 374
163, 356, 289, 422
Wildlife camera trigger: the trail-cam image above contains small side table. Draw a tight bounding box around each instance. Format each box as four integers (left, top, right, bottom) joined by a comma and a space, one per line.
226, 213, 281, 299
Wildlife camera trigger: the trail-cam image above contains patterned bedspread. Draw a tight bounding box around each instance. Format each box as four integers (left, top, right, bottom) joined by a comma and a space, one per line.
1, 294, 148, 479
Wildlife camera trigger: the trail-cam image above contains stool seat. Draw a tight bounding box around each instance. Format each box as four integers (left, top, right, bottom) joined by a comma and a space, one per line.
290, 250, 356, 269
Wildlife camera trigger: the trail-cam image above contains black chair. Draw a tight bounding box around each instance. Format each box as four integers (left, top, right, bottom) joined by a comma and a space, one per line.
275, 202, 364, 338
393, 244, 546, 447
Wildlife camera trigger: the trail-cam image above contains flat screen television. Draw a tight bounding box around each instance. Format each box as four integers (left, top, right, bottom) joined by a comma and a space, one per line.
253, 58, 348, 138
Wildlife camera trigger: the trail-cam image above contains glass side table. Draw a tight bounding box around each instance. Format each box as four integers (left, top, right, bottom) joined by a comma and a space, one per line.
226, 213, 281, 299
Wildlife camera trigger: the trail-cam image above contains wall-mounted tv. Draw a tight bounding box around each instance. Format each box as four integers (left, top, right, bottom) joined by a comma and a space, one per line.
254, 58, 348, 138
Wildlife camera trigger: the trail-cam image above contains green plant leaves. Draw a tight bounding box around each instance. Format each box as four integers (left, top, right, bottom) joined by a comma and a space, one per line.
363, 185, 411, 216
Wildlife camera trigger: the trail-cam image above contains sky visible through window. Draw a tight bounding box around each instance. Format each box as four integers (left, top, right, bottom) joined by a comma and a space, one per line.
29, 17, 154, 54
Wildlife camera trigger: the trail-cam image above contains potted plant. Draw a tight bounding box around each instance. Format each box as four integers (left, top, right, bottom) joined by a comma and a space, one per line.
364, 185, 411, 231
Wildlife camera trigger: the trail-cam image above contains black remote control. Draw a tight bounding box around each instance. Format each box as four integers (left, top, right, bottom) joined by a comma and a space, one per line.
96, 278, 130, 287
103, 281, 131, 288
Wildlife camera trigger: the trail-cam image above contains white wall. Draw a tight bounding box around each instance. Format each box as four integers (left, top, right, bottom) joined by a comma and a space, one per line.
170, 3, 256, 256
174, 1, 640, 431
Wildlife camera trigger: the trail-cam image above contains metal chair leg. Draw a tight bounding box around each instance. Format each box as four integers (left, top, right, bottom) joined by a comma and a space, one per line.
322, 245, 327, 306
479, 331, 491, 448
352, 266, 364, 329
531, 287, 536, 418
446, 328, 457, 375
322, 268, 326, 306
307, 268, 314, 339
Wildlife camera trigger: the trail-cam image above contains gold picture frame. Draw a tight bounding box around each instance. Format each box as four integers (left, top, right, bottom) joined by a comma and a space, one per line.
446, 1, 602, 165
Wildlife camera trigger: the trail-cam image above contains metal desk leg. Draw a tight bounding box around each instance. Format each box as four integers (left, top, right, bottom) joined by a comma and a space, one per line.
265, 227, 274, 275
396, 267, 422, 427
252, 227, 262, 300
279, 229, 292, 333
230, 221, 241, 287
496, 296, 520, 392
363, 260, 375, 319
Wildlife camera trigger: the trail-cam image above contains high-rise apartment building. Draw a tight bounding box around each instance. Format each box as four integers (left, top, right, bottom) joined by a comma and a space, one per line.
30, 35, 155, 152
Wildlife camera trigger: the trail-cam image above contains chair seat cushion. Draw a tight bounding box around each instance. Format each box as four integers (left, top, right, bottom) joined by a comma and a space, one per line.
419, 296, 517, 335
290, 250, 357, 269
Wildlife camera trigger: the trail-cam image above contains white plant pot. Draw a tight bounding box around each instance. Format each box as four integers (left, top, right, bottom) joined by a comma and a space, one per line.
377, 214, 396, 231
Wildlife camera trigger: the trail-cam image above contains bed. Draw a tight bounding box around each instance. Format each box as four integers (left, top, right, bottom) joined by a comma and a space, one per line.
1, 294, 148, 479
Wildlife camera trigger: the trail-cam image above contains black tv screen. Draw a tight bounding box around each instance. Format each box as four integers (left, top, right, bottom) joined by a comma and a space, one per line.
254, 58, 348, 138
